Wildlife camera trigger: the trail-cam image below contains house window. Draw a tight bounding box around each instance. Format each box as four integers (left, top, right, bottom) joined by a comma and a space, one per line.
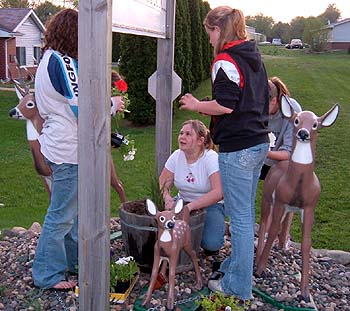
33, 47, 41, 64
16, 47, 26, 66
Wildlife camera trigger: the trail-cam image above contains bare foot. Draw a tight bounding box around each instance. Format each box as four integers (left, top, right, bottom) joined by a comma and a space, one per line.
52, 280, 77, 290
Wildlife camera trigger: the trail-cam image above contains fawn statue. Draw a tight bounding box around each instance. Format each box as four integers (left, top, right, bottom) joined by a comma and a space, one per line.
255, 96, 339, 302
142, 199, 202, 310
3, 60, 52, 195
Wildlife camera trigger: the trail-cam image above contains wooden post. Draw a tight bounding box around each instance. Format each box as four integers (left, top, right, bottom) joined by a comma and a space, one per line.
78, 0, 112, 309
155, 0, 177, 176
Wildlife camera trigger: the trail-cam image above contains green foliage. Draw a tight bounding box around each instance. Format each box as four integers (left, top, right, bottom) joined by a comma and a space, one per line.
110, 257, 138, 291
0, 285, 6, 297
119, 34, 157, 125
196, 292, 247, 311
0, 0, 30, 8
148, 174, 165, 211
246, 13, 274, 38
318, 4, 341, 24
189, 0, 204, 88
175, 0, 194, 93
34, 1, 63, 25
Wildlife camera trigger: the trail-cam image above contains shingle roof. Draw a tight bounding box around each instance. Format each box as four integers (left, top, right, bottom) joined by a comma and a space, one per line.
0, 8, 31, 32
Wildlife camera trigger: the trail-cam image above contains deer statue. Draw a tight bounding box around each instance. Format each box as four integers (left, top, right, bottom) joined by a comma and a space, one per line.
255, 96, 340, 302
3, 60, 52, 196
142, 199, 203, 310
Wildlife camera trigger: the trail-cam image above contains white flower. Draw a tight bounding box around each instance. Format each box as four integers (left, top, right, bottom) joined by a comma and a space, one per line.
123, 147, 137, 161
115, 256, 135, 265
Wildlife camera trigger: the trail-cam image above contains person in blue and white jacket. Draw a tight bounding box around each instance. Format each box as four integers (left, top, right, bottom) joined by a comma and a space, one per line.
32, 9, 124, 290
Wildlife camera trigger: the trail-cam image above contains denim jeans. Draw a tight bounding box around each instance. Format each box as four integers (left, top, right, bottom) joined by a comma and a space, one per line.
201, 202, 225, 251
218, 143, 269, 300
32, 162, 78, 288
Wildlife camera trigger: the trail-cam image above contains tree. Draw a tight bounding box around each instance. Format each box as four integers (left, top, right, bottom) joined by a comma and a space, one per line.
0, 0, 30, 8
289, 16, 306, 39
34, 1, 63, 25
119, 34, 157, 125
318, 4, 341, 24
246, 14, 274, 39
189, 0, 203, 88
271, 22, 291, 44
200, 1, 211, 81
174, 0, 194, 93
302, 16, 324, 46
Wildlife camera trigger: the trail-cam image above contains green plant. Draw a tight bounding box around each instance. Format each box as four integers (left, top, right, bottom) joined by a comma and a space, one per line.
110, 256, 138, 292
0, 285, 6, 297
196, 291, 248, 311
148, 174, 165, 211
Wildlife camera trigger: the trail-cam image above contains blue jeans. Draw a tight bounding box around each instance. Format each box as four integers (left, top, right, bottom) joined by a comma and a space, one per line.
201, 202, 225, 251
218, 143, 269, 300
32, 162, 78, 288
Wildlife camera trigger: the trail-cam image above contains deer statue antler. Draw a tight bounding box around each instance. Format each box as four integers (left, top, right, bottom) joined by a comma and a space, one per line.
255, 97, 340, 302
142, 199, 202, 310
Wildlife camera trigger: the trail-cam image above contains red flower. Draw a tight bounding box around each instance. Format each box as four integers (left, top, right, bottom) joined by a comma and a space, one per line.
114, 79, 128, 92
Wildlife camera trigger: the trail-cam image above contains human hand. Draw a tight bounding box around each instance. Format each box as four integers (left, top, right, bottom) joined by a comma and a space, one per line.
179, 93, 199, 112
111, 96, 125, 113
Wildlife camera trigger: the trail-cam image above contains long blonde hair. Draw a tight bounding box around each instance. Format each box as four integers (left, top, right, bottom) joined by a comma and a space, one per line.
203, 6, 247, 56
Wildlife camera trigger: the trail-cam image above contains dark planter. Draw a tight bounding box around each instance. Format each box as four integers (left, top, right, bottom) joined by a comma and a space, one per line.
114, 280, 130, 293
119, 199, 206, 273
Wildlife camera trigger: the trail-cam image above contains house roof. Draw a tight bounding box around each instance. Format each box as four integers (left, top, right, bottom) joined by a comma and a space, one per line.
0, 8, 45, 35
324, 18, 350, 29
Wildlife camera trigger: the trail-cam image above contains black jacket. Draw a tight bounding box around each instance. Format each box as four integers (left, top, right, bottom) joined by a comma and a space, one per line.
210, 40, 269, 152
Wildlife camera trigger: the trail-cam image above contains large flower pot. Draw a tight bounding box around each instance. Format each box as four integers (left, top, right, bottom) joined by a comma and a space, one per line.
119, 199, 206, 273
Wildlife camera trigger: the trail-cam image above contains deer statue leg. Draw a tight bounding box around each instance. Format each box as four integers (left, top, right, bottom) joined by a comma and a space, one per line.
142, 246, 161, 306
183, 243, 202, 289
256, 194, 271, 262
278, 212, 293, 249
256, 200, 285, 275
299, 208, 314, 302
167, 252, 179, 310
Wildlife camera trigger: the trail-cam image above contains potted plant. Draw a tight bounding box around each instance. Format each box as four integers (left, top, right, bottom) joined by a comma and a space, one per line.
196, 292, 248, 311
110, 256, 138, 294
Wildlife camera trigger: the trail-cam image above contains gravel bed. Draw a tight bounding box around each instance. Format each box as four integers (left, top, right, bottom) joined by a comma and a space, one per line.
0, 218, 349, 311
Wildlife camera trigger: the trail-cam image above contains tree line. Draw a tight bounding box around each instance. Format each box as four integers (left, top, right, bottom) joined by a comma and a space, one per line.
246, 4, 341, 45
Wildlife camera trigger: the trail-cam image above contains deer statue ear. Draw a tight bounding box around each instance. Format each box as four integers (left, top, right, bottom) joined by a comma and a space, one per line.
281, 95, 294, 118
146, 199, 157, 216
174, 199, 184, 214
319, 104, 340, 128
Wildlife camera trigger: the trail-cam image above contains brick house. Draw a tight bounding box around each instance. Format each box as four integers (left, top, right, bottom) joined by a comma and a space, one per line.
0, 8, 45, 80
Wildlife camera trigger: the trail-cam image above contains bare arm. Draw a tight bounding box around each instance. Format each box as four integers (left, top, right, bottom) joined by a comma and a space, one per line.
179, 93, 232, 116
159, 167, 175, 210
186, 171, 223, 212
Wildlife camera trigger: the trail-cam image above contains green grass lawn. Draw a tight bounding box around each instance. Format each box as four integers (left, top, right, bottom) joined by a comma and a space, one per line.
0, 47, 349, 251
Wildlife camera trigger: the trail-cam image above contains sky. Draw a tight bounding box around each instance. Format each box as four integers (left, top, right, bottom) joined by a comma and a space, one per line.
206, 0, 350, 23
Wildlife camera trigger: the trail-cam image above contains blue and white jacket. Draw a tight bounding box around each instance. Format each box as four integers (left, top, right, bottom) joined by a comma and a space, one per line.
35, 49, 79, 164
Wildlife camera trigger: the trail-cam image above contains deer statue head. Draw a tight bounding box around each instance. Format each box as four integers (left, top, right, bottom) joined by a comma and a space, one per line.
3, 59, 52, 193
256, 97, 339, 303
142, 199, 202, 310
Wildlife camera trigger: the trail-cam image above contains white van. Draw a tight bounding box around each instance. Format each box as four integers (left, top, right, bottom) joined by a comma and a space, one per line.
272, 38, 282, 45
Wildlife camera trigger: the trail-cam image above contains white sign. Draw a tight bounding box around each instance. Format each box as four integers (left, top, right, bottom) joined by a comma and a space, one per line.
112, 0, 167, 39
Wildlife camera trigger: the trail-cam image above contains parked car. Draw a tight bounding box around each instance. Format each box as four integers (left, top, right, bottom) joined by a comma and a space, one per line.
272, 38, 282, 45
285, 39, 303, 49
258, 41, 271, 46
